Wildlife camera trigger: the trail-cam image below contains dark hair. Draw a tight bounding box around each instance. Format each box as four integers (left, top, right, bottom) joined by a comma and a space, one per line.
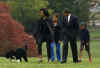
80, 23, 87, 28
40, 8, 50, 17
64, 8, 71, 13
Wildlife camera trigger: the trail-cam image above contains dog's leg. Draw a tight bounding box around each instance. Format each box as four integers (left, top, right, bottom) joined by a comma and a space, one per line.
19, 57, 22, 62
16, 56, 22, 62
23, 55, 28, 62
10, 56, 15, 62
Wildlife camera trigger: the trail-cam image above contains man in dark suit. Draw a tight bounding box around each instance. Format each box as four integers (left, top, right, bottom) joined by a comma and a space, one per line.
61, 8, 79, 63
35, 8, 52, 63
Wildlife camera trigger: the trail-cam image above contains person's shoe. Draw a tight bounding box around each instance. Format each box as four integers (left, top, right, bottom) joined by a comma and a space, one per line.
78, 60, 82, 62
61, 61, 66, 64
73, 60, 81, 63
89, 58, 92, 63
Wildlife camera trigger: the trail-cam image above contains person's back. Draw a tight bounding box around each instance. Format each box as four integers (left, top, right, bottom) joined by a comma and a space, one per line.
79, 23, 92, 63
80, 28, 90, 41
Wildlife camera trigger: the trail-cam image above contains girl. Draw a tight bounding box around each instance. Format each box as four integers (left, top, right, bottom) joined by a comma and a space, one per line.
50, 13, 61, 62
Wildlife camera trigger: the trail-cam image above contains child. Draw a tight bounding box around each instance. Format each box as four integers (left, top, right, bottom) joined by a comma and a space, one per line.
79, 23, 92, 63
50, 13, 61, 62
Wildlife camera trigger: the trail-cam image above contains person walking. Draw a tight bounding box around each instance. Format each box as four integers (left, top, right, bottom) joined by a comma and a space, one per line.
61, 8, 80, 63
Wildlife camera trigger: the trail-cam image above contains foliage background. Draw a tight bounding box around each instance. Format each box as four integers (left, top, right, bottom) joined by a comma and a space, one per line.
1, 0, 92, 33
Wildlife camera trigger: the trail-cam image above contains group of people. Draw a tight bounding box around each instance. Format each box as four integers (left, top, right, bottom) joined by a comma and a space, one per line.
32, 8, 92, 64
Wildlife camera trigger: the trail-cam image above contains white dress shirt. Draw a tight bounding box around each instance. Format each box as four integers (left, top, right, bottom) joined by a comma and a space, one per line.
68, 14, 71, 23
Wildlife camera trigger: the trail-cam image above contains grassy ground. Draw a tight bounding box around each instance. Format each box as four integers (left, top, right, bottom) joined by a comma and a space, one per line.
0, 40, 100, 68
0, 30, 99, 68
90, 31, 100, 39
0, 57, 99, 68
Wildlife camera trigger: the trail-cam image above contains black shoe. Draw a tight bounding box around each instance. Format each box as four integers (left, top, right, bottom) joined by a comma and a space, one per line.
61, 61, 66, 64
73, 60, 81, 63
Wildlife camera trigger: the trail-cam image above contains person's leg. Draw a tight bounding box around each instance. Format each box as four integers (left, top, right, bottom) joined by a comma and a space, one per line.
79, 41, 85, 61
23, 55, 28, 62
79, 50, 82, 61
46, 41, 51, 62
50, 42, 55, 62
37, 39, 43, 62
62, 40, 68, 63
56, 42, 61, 62
85, 41, 92, 62
70, 40, 78, 63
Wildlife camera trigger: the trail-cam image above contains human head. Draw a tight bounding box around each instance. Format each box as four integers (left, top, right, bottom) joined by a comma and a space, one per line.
52, 13, 59, 22
63, 8, 71, 16
40, 8, 49, 17
80, 22, 86, 30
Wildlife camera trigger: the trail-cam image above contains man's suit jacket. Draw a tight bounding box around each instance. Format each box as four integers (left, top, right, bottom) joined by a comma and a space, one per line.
62, 14, 79, 40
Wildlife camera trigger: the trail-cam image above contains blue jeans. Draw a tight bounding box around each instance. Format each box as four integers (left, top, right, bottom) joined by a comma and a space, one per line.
50, 42, 61, 62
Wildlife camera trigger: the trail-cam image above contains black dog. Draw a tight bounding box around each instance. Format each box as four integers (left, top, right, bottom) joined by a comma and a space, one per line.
5, 45, 28, 62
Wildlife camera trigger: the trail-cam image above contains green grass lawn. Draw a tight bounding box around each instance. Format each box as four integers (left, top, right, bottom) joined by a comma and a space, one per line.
0, 57, 99, 68
90, 31, 100, 39
0, 40, 100, 68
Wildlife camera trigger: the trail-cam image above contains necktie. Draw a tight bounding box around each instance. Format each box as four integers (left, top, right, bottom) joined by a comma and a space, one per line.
66, 16, 68, 24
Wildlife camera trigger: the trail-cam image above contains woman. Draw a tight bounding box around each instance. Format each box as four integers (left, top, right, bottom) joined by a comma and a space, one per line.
35, 8, 52, 63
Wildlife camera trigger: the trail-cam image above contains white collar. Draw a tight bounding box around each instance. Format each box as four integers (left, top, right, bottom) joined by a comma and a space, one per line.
68, 14, 71, 23
68, 14, 71, 17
